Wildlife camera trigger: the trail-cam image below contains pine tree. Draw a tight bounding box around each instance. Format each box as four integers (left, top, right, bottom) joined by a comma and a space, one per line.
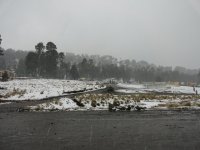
79, 58, 89, 78
58, 52, 65, 78
70, 64, 79, 80
2, 71, 9, 81
45, 42, 58, 78
25, 52, 38, 76
0, 34, 4, 55
35, 42, 45, 76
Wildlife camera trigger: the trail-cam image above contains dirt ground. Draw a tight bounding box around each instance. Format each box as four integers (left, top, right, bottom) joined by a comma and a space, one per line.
0, 110, 200, 150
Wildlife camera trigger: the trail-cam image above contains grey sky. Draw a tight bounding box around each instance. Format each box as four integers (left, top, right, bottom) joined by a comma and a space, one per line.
0, 0, 200, 69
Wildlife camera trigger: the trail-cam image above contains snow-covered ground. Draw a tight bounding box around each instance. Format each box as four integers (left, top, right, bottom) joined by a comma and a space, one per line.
31, 98, 79, 111
1, 80, 200, 111
0, 102, 11, 105
117, 83, 145, 89
116, 83, 200, 94
0, 79, 105, 101
29, 94, 200, 111
30, 97, 160, 111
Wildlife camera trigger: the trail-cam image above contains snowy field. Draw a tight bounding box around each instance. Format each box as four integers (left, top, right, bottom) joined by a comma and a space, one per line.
30, 96, 163, 111
30, 93, 200, 111
116, 83, 200, 94
0, 79, 105, 101
1, 80, 200, 111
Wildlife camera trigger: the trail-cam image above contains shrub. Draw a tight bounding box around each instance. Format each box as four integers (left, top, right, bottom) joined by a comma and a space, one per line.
106, 86, 114, 93
181, 101, 191, 107
167, 103, 179, 108
108, 103, 115, 111
5, 88, 26, 98
54, 100, 59, 105
195, 103, 200, 107
113, 100, 120, 106
2, 71, 9, 82
91, 100, 97, 107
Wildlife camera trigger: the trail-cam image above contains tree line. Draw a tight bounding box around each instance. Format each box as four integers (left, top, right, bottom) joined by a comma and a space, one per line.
23, 42, 199, 83
0, 40, 200, 83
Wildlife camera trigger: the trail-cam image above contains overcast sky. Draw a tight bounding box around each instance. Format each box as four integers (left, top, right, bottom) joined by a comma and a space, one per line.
0, 0, 200, 69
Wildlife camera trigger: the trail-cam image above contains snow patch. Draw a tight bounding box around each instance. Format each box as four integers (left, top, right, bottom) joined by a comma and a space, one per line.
117, 83, 200, 94
0, 79, 105, 101
31, 98, 79, 111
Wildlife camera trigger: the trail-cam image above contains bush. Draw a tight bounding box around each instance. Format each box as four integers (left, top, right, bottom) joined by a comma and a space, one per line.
167, 103, 179, 108
181, 101, 191, 107
2, 71, 9, 82
106, 86, 114, 93
91, 100, 97, 107
113, 100, 120, 106
108, 103, 115, 111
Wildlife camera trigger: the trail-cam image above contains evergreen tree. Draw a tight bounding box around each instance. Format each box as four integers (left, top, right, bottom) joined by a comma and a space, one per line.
35, 42, 45, 76
58, 52, 65, 78
35, 42, 45, 55
88, 59, 95, 79
0, 57, 6, 69
70, 64, 79, 80
2, 71, 9, 81
45, 42, 58, 78
79, 58, 89, 78
25, 52, 38, 76
197, 71, 200, 84
0, 34, 4, 55
58, 52, 65, 67
65, 62, 71, 79
16, 59, 26, 76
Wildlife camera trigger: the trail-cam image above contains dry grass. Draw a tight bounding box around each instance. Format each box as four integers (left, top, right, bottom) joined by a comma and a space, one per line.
75, 93, 200, 104
180, 101, 191, 106
167, 103, 180, 108
192, 102, 200, 107
91, 100, 97, 107
74, 93, 200, 110
4, 88, 26, 98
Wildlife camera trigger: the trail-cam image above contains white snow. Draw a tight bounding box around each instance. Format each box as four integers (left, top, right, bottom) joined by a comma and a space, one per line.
0, 79, 105, 101
117, 83, 200, 94
31, 98, 79, 111
140, 100, 165, 109
29, 94, 200, 111
117, 83, 145, 89
115, 89, 146, 94
168, 86, 200, 94
0, 102, 11, 105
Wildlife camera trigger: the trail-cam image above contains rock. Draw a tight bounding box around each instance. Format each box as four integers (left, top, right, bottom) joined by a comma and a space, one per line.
126, 105, 131, 111
72, 98, 84, 107
108, 103, 116, 111
113, 100, 120, 107
135, 105, 146, 111
91, 100, 97, 107
17, 107, 30, 112
106, 86, 114, 93
118, 106, 126, 111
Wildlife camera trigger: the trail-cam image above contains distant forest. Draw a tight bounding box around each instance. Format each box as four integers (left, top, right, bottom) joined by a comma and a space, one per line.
0, 41, 200, 83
